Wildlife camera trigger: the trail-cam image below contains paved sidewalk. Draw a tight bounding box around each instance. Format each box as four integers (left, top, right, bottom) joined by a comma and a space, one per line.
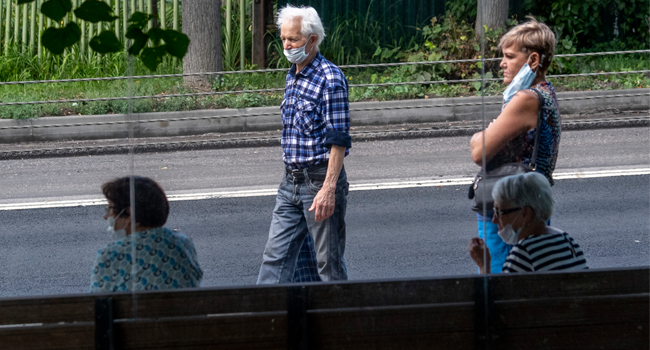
0, 110, 647, 160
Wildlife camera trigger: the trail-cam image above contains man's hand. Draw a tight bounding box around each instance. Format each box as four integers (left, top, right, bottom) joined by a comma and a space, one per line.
469, 238, 491, 274
309, 186, 336, 222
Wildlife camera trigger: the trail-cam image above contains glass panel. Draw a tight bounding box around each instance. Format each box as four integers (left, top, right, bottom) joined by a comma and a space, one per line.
0, 0, 136, 298
1, 0, 648, 347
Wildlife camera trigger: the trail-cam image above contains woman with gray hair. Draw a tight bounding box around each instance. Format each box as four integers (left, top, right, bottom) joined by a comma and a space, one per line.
469, 172, 587, 273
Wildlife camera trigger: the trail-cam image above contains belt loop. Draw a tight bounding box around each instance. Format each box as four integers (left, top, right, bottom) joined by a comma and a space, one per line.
303, 167, 310, 183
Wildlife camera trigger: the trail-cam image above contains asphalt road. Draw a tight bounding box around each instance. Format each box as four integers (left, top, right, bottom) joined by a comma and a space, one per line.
0, 127, 648, 297
0, 127, 648, 203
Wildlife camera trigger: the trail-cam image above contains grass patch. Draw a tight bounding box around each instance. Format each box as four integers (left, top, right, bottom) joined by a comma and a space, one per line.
1, 56, 647, 120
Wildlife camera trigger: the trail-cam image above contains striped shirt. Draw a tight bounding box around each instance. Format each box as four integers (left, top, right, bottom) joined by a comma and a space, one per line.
502, 230, 587, 273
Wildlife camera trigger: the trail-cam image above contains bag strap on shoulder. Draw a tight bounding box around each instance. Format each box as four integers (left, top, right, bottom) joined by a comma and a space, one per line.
529, 88, 544, 171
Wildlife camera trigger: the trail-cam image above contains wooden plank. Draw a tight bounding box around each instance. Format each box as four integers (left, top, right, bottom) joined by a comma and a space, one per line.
497, 323, 650, 350
492, 267, 649, 300
110, 285, 288, 319
3, 267, 644, 326
314, 331, 474, 350
308, 276, 476, 310
307, 303, 474, 345
0, 323, 94, 350
0, 294, 96, 325
0, 285, 287, 325
114, 313, 286, 350
495, 294, 649, 329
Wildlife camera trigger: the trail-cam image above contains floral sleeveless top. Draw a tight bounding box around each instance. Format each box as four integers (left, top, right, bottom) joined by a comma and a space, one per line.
486, 81, 561, 185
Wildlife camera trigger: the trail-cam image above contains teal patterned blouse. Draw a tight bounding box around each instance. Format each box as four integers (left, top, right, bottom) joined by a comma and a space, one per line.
90, 227, 203, 293
486, 81, 561, 185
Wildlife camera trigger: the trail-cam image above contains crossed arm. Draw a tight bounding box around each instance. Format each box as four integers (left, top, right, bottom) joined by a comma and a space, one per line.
469, 90, 540, 166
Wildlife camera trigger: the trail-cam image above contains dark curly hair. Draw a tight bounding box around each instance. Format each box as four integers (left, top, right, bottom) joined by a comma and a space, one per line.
102, 176, 169, 228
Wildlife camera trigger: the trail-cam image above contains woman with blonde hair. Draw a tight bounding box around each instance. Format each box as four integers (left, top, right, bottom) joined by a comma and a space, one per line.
469, 18, 561, 273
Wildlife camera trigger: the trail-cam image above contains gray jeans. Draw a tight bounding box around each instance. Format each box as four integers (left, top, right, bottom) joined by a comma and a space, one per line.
257, 164, 348, 284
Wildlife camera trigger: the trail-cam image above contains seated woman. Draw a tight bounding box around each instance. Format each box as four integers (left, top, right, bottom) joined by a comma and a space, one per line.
469, 172, 587, 273
90, 176, 203, 292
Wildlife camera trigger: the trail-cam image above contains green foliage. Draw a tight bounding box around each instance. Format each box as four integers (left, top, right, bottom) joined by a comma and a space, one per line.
90, 31, 122, 54
124, 12, 189, 71
445, 0, 476, 24
221, 0, 253, 71
41, 0, 73, 21
512, 0, 649, 51
140, 46, 167, 71
73, 0, 119, 23
42, 23, 81, 55
268, 9, 427, 68
30, 1, 189, 72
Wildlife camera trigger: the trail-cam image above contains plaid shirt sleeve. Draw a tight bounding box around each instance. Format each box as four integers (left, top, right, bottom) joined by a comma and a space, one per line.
322, 77, 351, 149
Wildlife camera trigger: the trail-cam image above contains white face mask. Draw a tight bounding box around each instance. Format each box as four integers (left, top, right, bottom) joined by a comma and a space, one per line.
283, 36, 314, 64
497, 211, 525, 245
503, 55, 538, 103
107, 209, 128, 240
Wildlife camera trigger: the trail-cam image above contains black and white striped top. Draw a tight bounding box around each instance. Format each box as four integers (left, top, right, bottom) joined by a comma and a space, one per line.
502, 230, 588, 273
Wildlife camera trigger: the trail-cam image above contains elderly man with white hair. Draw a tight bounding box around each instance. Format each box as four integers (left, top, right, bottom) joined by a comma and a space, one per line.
469, 172, 588, 273
257, 5, 351, 284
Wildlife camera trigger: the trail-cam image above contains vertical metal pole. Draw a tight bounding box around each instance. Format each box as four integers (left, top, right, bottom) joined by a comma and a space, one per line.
239, 0, 244, 70
21, 2, 27, 50
123, 0, 127, 46
29, 0, 35, 53
38, 0, 43, 59
80, 18, 85, 55
6, 0, 13, 53
172, 0, 177, 30
147, 0, 152, 30
0, 0, 4, 55
88, 19, 93, 60
225, 0, 231, 63
13, 0, 18, 47
114, 0, 119, 39
160, 0, 165, 29
6, 0, 12, 52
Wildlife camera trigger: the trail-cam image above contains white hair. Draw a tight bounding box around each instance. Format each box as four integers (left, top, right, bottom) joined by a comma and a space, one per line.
492, 172, 554, 222
276, 5, 325, 51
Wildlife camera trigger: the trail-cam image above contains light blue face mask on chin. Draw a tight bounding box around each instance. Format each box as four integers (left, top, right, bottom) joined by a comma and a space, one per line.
503, 55, 538, 103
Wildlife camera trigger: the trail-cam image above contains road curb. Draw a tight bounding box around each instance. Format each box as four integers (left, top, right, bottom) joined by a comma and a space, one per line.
0, 89, 648, 144
1, 116, 647, 160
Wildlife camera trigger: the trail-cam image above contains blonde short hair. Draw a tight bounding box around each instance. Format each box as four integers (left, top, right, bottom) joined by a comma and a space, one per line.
498, 17, 555, 72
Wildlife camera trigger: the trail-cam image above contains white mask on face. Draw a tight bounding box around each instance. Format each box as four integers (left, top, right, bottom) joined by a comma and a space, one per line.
497, 211, 525, 245
107, 209, 128, 240
503, 55, 538, 103
283, 36, 314, 64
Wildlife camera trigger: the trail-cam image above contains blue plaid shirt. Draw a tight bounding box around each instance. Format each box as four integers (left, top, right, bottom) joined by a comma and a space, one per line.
281, 53, 351, 169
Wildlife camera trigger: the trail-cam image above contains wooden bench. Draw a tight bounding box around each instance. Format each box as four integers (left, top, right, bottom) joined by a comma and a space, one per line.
0, 267, 647, 350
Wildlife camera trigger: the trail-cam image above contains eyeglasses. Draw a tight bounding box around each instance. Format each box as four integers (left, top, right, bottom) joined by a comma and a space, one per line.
494, 207, 522, 219
104, 205, 115, 216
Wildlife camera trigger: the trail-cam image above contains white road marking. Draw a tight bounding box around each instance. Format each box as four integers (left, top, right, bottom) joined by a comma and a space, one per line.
1, 168, 648, 211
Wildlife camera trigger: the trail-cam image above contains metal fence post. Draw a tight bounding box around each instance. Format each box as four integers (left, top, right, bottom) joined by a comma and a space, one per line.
239, 0, 244, 70
38, 0, 42, 59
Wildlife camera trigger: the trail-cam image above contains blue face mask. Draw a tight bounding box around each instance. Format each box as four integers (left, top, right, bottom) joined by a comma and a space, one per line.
503, 55, 538, 103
